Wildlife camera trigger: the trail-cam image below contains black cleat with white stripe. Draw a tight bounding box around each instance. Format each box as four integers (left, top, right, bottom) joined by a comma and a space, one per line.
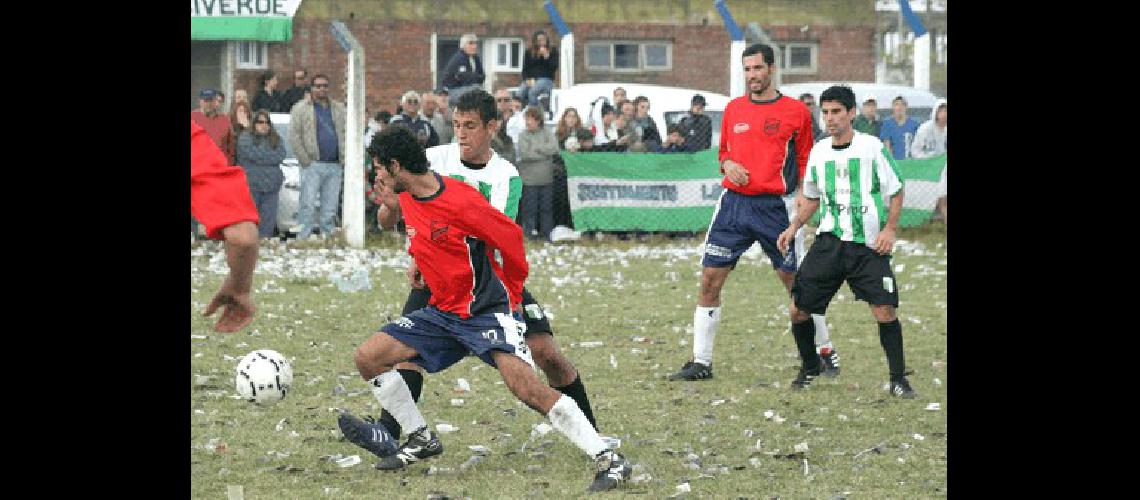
588, 449, 632, 492
667, 361, 713, 381
819, 348, 841, 378
889, 376, 917, 399
375, 427, 443, 471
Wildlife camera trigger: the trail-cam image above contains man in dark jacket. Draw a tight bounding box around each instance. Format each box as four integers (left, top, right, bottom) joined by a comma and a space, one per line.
677, 94, 713, 151
281, 68, 309, 112
441, 33, 485, 108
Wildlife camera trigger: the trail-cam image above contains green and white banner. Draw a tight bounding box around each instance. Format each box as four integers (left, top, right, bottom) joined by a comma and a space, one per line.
190, 0, 304, 42
562, 151, 947, 231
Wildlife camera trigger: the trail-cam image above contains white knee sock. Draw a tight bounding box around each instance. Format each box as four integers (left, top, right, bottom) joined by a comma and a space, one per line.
369, 370, 427, 434
548, 394, 608, 458
692, 306, 721, 366
813, 314, 832, 352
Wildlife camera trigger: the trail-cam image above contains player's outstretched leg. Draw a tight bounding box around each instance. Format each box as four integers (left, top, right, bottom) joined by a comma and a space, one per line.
528, 332, 599, 430
492, 350, 631, 492
790, 310, 823, 390
873, 305, 915, 399
377, 287, 432, 439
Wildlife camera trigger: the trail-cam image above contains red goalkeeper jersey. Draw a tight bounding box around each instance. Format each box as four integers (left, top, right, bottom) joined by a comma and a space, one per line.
401, 173, 528, 318
190, 120, 258, 239
718, 93, 814, 196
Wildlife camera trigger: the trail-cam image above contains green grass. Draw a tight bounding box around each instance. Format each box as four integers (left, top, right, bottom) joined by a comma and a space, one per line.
191, 229, 946, 498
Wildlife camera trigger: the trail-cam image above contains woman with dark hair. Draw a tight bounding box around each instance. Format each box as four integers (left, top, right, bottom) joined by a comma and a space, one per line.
519, 30, 558, 111
252, 70, 285, 113
236, 109, 287, 238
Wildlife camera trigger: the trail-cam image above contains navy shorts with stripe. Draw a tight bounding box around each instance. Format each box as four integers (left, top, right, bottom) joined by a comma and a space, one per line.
403, 286, 554, 336
702, 190, 796, 271
379, 306, 527, 373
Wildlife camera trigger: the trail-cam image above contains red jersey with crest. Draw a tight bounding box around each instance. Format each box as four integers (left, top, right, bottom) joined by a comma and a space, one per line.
190, 120, 259, 239
400, 173, 528, 319
718, 92, 814, 196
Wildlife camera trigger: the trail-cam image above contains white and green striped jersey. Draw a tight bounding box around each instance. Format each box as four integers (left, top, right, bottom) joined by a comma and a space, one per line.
425, 143, 524, 220
802, 131, 904, 247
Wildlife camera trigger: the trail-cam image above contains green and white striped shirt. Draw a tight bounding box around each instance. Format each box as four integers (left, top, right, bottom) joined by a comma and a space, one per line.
802, 131, 904, 247
426, 143, 524, 220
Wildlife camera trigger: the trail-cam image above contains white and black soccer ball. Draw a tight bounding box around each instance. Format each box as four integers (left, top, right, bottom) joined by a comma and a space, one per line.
235, 349, 293, 405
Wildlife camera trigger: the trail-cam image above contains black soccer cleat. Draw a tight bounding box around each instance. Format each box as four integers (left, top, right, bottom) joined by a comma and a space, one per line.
889, 376, 917, 399
588, 449, 632, 492
667, 361, 713, 381
375, 427, 443, 470
819, 348, 841, 378
791, 366, 821, 390
337, 412, 398, 458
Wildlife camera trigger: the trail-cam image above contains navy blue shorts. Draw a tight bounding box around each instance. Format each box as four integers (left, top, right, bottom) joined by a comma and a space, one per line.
701, 190, 796, 271
380, 307, 533, 373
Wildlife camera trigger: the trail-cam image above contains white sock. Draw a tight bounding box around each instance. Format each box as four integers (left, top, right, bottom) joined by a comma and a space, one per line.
369, 370, 427, 434
812, 314, 832, 352
548, 394, 608, 458
692, 306, 721, 366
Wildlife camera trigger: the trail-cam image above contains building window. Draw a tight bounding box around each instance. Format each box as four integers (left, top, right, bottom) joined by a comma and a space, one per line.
779, 43, 818, 74
882, 32, 915, 64
586, 41, 672, 72
488, 38, 524, 73
236, 41, 268, 70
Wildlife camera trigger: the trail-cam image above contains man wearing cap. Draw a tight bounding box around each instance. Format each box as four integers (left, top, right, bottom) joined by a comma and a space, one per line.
677, 94, 713, 151
192, 89, 234, 159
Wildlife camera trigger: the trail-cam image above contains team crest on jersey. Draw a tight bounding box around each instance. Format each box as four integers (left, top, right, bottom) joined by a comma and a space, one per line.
733, 122, 750, 134
764, 118, 781, 135
430, 220, 450, 241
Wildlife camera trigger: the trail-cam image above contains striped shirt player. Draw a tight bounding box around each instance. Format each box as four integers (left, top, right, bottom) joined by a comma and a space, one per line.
426, 142, 523, 219
670, 42, 838, 382
781, 84, 914, 398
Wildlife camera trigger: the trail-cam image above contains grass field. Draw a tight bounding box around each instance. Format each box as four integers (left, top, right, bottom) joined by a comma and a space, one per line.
191, 227, 947, 499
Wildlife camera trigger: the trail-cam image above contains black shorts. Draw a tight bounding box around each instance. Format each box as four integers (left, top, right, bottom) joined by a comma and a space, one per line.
402, 286, 553, 336
792, 233, 900, 315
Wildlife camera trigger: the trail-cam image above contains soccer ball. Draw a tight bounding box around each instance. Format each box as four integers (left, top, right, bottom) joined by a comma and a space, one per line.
235, 349, 293, 405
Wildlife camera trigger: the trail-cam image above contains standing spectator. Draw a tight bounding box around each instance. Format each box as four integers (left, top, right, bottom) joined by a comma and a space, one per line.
442, 33, 485, 108
229, 100, 254, 154
556, 107, 591, 152
879, 96, 920, 160
517, 106, 559, 241
191, 89, 234, 168
852, 97, 882, 137
632, 96, 662, 151
421, 90, 453, 145
288, 74, 347, 240
615, 100, 640, 151
191, 88, 235, 237
676, 94, 713, 151
912, 101, 947, 224
496, 89, 526, 159
432, 89, 454, 144
612, 87, 628, 111
490, 89, 518, 165
236, 110, 288, 239
281, 68, 309, 112
911, 101, 947, 159
799, 93, 825, 143
215, 91, 227, 113
655, 124, 694, 153
253, 70, 285, 113
591, 103, 621, 149
519, 30, 558, 111
390, 91, 440, 148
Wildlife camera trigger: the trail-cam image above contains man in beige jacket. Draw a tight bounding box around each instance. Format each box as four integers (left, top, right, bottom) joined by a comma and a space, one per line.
288, 74, 347, 240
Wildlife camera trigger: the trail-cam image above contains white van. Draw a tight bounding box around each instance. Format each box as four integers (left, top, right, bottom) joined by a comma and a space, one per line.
777, 82, 943, 124
547, 83, 731, 149
268, 113, 302, 236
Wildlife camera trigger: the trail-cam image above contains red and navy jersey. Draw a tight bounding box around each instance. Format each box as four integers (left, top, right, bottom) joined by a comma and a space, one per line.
191, 120, 259, 239
718, 92, 813, 196
400, 174, 528, 319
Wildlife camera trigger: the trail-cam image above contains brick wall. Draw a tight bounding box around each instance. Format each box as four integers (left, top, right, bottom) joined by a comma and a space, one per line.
232, 20, 875, 116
